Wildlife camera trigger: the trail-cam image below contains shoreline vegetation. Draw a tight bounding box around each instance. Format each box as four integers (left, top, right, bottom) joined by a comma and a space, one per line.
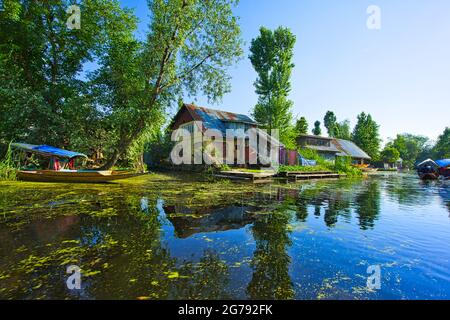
0, 144, 17, 181
278, 149, 363, 177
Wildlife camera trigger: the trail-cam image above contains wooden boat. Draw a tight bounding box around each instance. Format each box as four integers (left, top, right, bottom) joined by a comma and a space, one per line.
16, 170, 143, 183
10, 143, 144, 183
436, 159, 450, 181
416, 159, 440, 180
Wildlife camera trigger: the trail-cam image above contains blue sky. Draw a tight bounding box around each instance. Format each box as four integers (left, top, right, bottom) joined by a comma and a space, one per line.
120, 0, 450, 143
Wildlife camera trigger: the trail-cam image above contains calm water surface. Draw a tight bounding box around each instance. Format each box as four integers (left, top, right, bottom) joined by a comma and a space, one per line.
0, 173, 449, 299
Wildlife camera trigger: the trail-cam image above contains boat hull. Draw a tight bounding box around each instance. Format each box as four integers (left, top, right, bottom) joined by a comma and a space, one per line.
418, 172, 440, 180
439, 167, 450, 180
17, 170, 143, 183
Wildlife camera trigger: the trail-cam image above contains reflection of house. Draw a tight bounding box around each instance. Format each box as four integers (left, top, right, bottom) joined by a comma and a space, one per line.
297, 134, 371, 164
169, 103, 281, 166
164, 205, 260, 238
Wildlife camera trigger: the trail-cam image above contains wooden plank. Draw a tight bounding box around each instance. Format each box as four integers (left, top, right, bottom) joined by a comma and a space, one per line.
219, 171, 276, 179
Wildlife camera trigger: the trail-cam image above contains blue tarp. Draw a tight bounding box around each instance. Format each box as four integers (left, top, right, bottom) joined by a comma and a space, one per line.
298, 152, 317, 167
11, 143, 87, 159
436, 159, 450, 168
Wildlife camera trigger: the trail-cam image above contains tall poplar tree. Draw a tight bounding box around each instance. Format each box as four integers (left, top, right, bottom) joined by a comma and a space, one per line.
352, 112, 381, 159
249, 26, 296, 145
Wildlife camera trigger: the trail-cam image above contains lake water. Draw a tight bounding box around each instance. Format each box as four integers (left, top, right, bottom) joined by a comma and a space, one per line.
0, 173, 449, 299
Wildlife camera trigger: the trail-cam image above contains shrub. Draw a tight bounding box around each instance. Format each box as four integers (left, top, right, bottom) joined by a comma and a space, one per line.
334, 156, 362, 177
0, 143, 18, 181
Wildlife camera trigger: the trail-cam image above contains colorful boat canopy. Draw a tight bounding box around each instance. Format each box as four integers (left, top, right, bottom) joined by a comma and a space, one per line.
435, 159, 450, 168
11, 143, 87, 159
416, 159, 438, 168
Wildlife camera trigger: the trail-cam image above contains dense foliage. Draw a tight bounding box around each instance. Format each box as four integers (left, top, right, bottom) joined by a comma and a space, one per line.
312, 120, 321, 136
323, 111, 337, 137
433, 127, 450, 159
294, 116, 308, 136
0, 0, 243, 169
380, 146, 400, 164
351, 112, 381, 160
0, 0, 135, 156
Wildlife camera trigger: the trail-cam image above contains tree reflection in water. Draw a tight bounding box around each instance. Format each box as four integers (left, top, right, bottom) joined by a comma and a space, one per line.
247, 198, 295, 300
354, 180, 381, 230
1, 173, 449, 299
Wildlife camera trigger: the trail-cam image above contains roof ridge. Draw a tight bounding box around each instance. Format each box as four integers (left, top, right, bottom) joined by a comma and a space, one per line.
184, 103, 252, 119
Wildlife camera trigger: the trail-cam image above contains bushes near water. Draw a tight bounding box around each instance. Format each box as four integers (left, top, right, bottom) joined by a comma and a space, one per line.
0, 143, 17, 181
333, 156, 363, 177
279, 149, 363, 177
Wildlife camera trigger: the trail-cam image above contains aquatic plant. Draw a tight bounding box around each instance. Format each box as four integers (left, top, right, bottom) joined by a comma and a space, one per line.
334, 156, 363, 177
0, 142, 17, 181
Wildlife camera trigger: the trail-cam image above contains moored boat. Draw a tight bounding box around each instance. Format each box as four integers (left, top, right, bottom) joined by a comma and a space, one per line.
16, 170, 142, 183
11, 143, 143, 183
436, 159, 450, 180
416, 159, 440, 180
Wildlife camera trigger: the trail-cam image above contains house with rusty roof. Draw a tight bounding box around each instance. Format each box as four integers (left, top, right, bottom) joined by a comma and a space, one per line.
170, 103, 258, 135
169, 103, 281, 166
297, 134, 371, 164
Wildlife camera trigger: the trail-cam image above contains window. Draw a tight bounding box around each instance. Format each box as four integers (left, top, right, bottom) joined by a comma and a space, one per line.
180, 122, 195, 134
306, 138, 330, 147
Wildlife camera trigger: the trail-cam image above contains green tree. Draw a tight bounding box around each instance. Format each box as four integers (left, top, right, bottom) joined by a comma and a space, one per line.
351, 112, 381, 160
433, 127, 450, 159
390, 134, 431, 168
334, 120, 351, 140
294, 116, 308, 136
249, 26, 296, 145
312, 121, 321, 136
322, 111, 351, 140
98, 0, 243, 169
323, 111, 337, 137
0, 0, 242, 169
0, 0, 136, 154
380, 146, 400, 164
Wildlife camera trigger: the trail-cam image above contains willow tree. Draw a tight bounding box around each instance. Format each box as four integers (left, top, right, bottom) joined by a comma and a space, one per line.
249, 26, 296, 145
96, 0, 243, 169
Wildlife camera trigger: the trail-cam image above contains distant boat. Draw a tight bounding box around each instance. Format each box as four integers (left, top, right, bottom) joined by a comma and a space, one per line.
416, 159, 440, 180
11, 143, 143, 183
436, 159, 450, 180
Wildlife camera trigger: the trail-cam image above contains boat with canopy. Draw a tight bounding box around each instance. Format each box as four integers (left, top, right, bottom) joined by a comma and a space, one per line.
11, 143, 142, 183
436, 159, 450, 180
416, 158, 450, 180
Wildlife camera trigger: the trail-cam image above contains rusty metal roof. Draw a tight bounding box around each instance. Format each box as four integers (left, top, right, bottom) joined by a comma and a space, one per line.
185, 104, 256, 124
177, 104, 256, 134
